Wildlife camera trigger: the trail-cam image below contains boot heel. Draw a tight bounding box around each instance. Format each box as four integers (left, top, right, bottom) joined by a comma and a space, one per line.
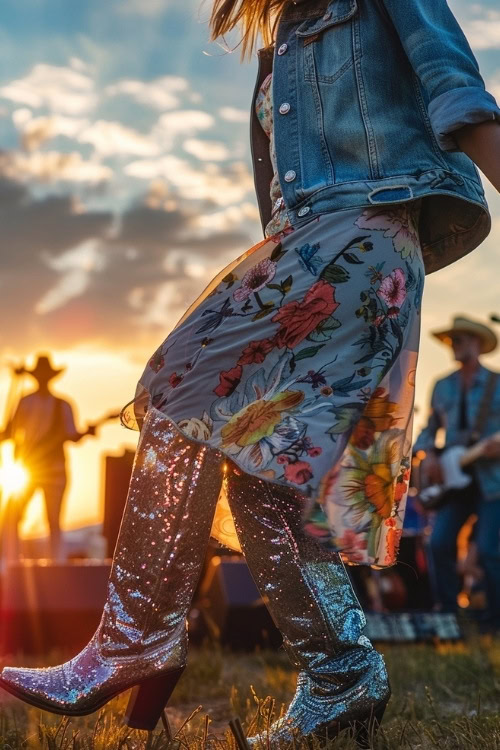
351, 699, 388, 749
125, 666, 185, 731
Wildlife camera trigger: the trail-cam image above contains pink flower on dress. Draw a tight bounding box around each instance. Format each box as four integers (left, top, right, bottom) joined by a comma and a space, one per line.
355, 205, 420, 260
276, 454, 290, 465
377, 268, 406, 309
307, 446, 323, 457
284, 460, 313, 484
233, 258, 277, 302
338, 529, 368, 563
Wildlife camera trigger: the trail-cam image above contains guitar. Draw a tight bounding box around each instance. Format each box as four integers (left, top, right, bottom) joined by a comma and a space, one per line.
5, 409, 121, 474
417, 431, 500, 510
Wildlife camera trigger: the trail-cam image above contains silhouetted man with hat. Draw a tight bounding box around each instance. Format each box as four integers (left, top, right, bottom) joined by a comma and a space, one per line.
1, 354, 96, 561
414, 316, 500, 632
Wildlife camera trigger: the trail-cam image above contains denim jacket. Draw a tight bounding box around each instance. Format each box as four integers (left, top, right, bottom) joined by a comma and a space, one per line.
414, 365, 500, 501
250, 0, 500, 274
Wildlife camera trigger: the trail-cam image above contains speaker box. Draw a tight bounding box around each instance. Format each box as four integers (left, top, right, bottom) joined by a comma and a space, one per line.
102, 450, 135, 558
1, 560, 110, 654
198, 555, 281, 650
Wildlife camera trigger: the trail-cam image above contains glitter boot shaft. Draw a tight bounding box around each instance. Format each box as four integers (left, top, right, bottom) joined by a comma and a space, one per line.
0, 410, 223, 730
225, 466, 390, 747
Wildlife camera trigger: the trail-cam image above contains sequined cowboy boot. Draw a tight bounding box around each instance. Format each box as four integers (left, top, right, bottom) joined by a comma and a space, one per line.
225, 467, 390, 749
0, 409, 223, 731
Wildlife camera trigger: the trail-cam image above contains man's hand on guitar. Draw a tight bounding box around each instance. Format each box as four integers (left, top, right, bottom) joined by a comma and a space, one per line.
480, 436, 500, 460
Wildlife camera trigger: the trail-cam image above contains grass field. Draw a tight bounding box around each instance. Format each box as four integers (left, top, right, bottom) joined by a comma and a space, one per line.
0, 636, 500, 749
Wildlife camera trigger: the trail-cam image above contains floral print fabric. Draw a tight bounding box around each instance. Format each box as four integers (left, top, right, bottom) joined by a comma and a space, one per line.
122, 203, 424, 568
255, 73, 292, 237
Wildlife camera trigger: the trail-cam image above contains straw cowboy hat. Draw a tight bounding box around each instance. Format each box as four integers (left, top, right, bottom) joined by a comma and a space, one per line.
432, 315, 498, 354
24, 354, 66, 381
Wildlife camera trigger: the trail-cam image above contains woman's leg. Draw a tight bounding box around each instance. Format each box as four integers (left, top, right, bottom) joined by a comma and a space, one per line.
0, 409, 224, 730
225, 465, 389, 745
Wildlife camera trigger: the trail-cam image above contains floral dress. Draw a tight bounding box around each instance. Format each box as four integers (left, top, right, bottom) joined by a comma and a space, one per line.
122, 76, 425, 569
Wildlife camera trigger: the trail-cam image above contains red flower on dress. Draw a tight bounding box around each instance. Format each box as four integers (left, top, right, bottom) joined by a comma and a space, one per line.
284, 460, 313, 484
169, 372, 183, 388
233, 258, 277, 302
237, 338, 275, 366
272, 280, 339, 349
149, 351, 165, 372
377, 268, 406, 308
214, 365, 243, 397
385, 526, 403, 565
394, 479, 408, 503
307, 446, 323, 457
350, 417, 376, 450
276, 454, 290, 465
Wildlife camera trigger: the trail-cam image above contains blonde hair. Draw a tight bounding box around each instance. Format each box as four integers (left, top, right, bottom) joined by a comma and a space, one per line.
209, 0, 290, 59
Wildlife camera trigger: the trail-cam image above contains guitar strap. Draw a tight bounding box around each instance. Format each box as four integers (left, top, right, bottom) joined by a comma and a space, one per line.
469, 371, 499, 446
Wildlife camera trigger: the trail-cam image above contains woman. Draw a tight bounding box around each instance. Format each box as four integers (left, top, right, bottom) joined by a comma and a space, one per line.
1, 0, 499, 745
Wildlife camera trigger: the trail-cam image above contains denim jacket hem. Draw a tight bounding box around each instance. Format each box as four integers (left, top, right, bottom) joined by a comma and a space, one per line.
429, 87, 500, 152
283, 170, 490, 275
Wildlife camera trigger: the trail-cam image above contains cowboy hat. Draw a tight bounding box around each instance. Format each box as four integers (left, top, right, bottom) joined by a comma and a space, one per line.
24, 354, 66, 381
432, 315, 498, 354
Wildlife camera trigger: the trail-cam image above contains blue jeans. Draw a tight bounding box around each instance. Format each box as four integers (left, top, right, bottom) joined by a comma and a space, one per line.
427, 491, 500, 629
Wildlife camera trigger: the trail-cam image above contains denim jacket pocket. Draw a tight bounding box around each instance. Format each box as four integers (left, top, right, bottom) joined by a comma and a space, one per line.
298, 0, 359, 84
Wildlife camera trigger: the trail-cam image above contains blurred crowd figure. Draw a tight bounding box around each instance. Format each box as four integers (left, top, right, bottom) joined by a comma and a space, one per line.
0, 354, 96, 562
414, 316, 500, 633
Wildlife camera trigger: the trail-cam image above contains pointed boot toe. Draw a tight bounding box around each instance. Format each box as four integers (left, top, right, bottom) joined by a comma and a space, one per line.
0, 664, 70, 713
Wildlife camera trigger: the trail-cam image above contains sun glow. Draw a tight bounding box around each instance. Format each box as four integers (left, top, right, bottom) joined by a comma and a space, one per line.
0, 442, 30, 500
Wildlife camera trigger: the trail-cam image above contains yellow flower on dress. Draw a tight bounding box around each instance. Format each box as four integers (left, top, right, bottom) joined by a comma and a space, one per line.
221, 390, 304, 449
362, 387, 399, 432
364, 462, 395, 519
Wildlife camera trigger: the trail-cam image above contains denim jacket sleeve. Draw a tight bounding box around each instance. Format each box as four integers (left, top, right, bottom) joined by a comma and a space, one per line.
413, 383, 443, 454
380, 0, 500, 152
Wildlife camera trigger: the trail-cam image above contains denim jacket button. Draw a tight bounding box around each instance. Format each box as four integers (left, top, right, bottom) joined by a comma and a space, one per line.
297, 206, 311, 217
279, 102, 291, 115
284, 170, 296, 182
277, 43, 288, 55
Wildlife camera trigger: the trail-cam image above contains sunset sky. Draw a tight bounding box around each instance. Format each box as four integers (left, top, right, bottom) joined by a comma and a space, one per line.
0, 0, 499, 539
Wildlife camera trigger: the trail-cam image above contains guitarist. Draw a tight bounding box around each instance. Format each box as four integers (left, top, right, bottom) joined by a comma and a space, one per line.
414, 316, 500, 633
0, 354, 97, 563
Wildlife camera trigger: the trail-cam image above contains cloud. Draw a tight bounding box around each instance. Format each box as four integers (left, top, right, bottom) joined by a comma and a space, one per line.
12, 112, 89, 151
36, 239, 105, 314
460, 9, 500, 50
183, 138, 230, 160
125, 155, 254, 204
488, 72, 500, 102
117, 0, 167, 16
78, 120, 161, 157
152, 110, 215, 146
106, 76, 189, 111
219, 106, 249, 123
0, 64, 97, 115
0, 176, 251, 351
0, 150, 112, 184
